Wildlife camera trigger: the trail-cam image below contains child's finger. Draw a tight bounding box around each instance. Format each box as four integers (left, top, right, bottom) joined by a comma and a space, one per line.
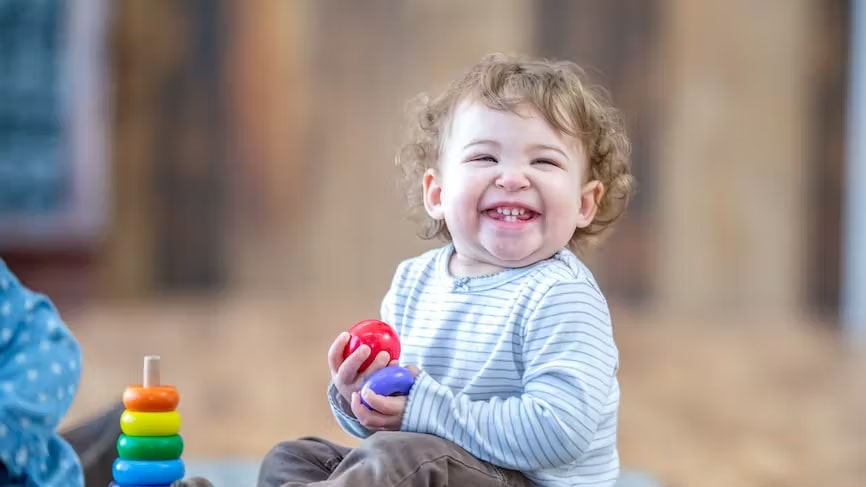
327, 332, 351, 374
358, 351, 392, 383
351, 391, 393, 430
361, 388, 406, 417
336, 345, 370, 385
350, 392, 378, 428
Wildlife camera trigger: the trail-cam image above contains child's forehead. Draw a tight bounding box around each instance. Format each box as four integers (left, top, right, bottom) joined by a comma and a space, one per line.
445, 99, 583, 150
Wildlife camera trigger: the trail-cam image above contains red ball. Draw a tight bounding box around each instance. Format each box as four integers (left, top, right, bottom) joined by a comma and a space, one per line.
343, 319, 401, 373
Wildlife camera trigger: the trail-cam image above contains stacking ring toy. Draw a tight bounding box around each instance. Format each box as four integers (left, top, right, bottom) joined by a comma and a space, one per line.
123, 385, 179, 412
120, 410, 181, 436
117, 434, 184, 460
112, 356, 185, 487
361, 365, 415, 410
112, 458, 185, 485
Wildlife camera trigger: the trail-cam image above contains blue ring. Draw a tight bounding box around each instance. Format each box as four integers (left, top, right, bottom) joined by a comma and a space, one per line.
112, 458, 185, 485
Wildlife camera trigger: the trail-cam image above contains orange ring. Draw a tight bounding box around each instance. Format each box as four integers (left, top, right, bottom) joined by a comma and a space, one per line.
123, 385, 180, 412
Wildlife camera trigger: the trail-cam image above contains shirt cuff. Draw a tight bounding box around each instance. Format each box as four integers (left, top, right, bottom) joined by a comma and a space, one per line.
327, 383, 371, 439
400, 371, 450, 435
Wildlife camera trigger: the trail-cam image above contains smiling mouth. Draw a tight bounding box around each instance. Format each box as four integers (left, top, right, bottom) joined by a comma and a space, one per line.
484, 207, 539, 222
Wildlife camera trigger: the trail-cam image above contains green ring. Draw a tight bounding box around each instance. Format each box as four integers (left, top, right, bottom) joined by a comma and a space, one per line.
117, 434, 184, 461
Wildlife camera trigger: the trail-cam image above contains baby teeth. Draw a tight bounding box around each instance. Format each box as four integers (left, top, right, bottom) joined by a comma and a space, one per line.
496, 207, 526, 216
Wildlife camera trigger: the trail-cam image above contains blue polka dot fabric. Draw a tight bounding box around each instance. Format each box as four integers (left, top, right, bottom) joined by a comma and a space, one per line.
0, 258, 83, 486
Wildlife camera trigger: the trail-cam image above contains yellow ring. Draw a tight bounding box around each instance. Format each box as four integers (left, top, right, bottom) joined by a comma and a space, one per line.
120, 410, 181, 436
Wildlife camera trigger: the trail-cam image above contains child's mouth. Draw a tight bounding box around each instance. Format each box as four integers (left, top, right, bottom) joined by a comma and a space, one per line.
484, 207, 538, 222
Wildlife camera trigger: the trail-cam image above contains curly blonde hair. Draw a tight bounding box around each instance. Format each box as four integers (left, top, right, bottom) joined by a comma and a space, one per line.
396, 53, 636, 253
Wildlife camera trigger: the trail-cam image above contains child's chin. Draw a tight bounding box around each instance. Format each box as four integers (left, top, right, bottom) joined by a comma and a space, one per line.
488, 251, 537, 268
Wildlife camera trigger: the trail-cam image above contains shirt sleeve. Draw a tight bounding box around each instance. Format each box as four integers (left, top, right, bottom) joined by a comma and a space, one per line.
325, 263, 407, 440
326, 383, 372, 439
0, 260, 83, 482
400, 279, 619, 471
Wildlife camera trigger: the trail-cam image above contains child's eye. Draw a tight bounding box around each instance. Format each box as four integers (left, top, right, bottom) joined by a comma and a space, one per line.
470, 155, 497, 163
533, 159, 560, 167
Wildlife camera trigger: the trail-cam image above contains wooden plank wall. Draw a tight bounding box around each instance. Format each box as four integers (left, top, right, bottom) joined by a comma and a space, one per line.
102, 0, 847, 322
222, 0, 315, 295
101, 0, 162, 297
807, 0, 850, 317
655, 0, 814, 319
105, 0, 230, 297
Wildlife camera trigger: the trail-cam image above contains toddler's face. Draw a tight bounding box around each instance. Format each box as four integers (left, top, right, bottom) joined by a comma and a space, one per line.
423, 100, 601, 276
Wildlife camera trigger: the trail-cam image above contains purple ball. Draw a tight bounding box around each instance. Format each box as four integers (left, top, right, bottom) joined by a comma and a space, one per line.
361, 365, 415, 410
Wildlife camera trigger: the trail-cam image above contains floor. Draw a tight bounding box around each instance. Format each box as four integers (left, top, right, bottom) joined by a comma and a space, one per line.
59, 295, 866, 487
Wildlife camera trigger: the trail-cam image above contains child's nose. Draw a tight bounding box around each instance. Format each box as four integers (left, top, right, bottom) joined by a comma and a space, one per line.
495, 169, 530, 191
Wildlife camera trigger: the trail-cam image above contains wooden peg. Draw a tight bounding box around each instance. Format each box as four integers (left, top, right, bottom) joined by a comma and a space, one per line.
143, 355, 160, 388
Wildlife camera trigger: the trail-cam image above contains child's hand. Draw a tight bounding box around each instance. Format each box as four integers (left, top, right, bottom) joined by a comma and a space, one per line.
350, 365, 420, 432
327, 332, 394, 402
350, 390, 405, 431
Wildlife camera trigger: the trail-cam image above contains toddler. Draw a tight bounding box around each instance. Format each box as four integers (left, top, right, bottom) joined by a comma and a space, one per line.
258, 52, 635, 487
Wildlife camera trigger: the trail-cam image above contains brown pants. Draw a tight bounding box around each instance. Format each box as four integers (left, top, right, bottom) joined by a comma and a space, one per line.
257, 431, 534, 487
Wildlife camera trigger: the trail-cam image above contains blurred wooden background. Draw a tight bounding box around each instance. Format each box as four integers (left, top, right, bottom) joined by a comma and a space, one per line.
2, 0, 851, 322
1, 1, 862, 486
97, 0, 849, 322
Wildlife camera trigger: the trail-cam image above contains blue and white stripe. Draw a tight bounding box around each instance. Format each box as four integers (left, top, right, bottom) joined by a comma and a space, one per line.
330, 244, 620, 486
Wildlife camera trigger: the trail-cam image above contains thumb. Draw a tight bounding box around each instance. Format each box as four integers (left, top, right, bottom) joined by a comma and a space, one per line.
405, 364, 421, 377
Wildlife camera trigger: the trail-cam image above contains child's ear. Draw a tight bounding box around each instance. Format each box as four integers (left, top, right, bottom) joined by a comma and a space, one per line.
576, 180, 604, 228
423, 168, 445, 220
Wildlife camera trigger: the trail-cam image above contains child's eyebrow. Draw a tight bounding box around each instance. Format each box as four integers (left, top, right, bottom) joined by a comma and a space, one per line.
462, 140, 570, 160
527, 143, 569, 159
463, 138, 501, 150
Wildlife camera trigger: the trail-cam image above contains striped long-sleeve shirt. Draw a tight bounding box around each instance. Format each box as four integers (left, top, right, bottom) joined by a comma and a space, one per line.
329, 244, 620, 486
0, 259, 83, 486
